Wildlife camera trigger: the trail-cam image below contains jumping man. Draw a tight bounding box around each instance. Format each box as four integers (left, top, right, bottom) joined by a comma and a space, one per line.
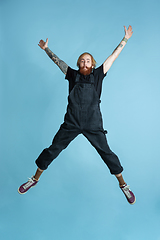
18, 25, 136, 204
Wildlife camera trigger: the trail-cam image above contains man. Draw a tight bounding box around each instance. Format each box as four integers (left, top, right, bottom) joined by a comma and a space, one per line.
18, 26, 135, 205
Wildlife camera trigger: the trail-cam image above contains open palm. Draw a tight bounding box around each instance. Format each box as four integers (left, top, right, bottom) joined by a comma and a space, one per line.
124, 25, 133, 39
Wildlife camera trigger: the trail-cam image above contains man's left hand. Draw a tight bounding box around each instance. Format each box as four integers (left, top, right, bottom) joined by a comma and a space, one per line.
124, 25, 133, 39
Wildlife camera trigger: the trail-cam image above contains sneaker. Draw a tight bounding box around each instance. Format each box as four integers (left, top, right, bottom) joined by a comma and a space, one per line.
18, 176, 38, 194
120, 184, 136, 205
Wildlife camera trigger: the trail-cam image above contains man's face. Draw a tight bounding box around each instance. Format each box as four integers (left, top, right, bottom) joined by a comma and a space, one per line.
79, 54, 93, 75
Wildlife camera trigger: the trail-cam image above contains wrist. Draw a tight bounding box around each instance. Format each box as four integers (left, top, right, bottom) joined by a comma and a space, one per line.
123, 37, 128, 43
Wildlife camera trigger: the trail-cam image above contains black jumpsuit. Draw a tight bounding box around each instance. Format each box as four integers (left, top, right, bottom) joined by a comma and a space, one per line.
35, 71, 123, 175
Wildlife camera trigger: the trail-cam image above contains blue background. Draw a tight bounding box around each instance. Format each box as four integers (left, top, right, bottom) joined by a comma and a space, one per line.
1, 0, 160, 239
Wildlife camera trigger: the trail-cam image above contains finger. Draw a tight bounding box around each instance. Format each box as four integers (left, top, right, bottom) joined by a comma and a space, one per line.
46, 38, 48, 44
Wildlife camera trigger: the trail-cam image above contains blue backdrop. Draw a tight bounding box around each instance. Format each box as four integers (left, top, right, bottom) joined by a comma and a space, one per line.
1, 0, 160, 239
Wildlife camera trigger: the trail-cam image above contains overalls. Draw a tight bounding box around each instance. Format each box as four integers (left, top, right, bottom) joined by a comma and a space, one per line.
36, 73, 123, 175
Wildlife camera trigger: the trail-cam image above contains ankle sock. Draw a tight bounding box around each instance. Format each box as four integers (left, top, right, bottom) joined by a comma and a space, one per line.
116, 174, 126, 187
34, 168, 43, 181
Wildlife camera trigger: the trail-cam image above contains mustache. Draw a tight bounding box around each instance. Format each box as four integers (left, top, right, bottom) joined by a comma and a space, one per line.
80, 66, 92, 70
82, 66, 89, 69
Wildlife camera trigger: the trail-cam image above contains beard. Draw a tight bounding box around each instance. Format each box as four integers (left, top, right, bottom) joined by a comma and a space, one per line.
79, 66, 93, 75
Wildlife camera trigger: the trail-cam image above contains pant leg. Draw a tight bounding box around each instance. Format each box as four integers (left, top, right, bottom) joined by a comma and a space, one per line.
35, 123, 81, 170
83, 130, 123, 175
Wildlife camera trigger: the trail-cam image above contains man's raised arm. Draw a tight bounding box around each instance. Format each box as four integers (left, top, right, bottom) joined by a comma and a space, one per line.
103, 25, 133, 74
38, 38, 68, 75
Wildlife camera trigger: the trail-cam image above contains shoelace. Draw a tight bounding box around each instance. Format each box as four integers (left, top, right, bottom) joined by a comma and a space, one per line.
122, 185, 132, 198
23, 178, 35, 190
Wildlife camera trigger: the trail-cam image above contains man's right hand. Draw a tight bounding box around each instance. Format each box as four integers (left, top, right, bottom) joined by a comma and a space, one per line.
38, 38, 48, 50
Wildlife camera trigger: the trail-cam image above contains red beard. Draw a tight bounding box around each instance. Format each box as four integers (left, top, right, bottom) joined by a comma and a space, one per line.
79, 66, 93, 75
